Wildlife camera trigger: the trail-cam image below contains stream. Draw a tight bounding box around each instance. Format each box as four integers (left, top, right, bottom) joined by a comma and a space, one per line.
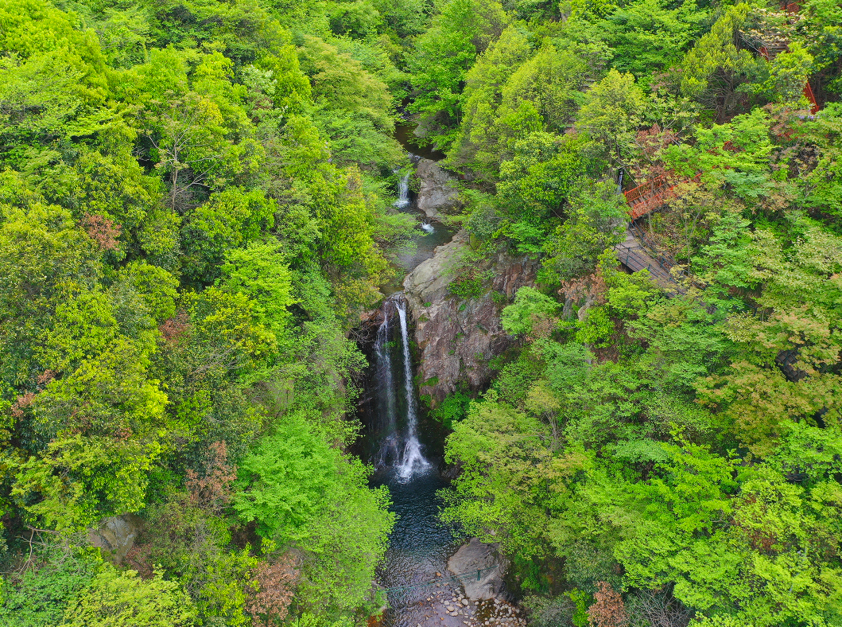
358, 148, 525, 627
364, 294, 460, 626
358, 151, 463, 626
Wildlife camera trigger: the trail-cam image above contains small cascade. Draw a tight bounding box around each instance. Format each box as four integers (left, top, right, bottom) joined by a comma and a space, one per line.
420, 221, 435, 234
394, 172, 411, 209
394, 298, 429, 480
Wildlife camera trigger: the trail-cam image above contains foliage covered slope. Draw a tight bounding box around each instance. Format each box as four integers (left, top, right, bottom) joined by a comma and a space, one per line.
0, 0, 841, 626
408, 1, 842, 626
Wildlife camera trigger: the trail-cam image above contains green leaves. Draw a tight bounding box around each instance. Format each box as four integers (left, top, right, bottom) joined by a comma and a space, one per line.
233, 413, 339, 542
12, 433, 164, 529
577, 68, 645, 165
542, 180, 627, 282
501, 286, 560, 337
233, 411, 394, 612
182, 187, 275, 284
442, 395, 560, 563
219, 241, 296, 338
498, 130, 585, 224
679, 3, 755, 101
408, 0, 509, 150
602, 0, 707, 79
60, 564, 197, 627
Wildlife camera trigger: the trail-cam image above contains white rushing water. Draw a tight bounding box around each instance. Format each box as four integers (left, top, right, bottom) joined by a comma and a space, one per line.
395, 298, 429, 480
394, 172, 410, 209
373, 304, 399, 469
420, 222, 434, 234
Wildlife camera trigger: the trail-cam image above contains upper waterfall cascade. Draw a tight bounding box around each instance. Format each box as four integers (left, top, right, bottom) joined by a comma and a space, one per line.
395, 172, 410, 209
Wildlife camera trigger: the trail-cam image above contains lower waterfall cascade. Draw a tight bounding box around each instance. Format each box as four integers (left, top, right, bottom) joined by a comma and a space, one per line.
371, 295, 430, 481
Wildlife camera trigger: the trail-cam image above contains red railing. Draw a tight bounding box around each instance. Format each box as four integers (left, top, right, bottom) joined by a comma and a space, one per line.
624, 175, 675, 220
804, 80, 820, 114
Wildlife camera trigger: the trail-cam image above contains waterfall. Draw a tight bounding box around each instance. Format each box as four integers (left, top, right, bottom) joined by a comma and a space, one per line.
373, 301, 400, 469
371, 295, 429, 480
421, 222, 435, 234
394, 172, 410, 209
395, 297, 429, 479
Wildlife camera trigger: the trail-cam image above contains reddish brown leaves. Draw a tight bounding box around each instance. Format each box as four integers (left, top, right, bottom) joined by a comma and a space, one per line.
10, 392, 35, 418
159, 311, 190, 344
588, 581, 628, 627
185, 441, 237, 512
82, 213, 122, 251
246, 553, 299, 627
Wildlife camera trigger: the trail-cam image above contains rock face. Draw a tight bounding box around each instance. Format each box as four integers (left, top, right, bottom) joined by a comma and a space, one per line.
416, 158, 460, 219
87, 514, 143, 563
402, 230, 539, 404
447, 538, 508, 600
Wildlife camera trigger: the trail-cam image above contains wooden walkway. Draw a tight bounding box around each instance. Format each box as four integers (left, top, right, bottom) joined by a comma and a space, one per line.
612, 0, 821, 290
614, 227, 683, 291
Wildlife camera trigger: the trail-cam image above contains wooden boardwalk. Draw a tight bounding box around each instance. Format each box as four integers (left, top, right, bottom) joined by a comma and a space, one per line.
614, 227, 682, 290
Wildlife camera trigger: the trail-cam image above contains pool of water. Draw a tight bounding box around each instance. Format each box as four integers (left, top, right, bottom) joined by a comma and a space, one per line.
394, 218, 455, 273
395, 123, 446, 161
373, 467, 460, 626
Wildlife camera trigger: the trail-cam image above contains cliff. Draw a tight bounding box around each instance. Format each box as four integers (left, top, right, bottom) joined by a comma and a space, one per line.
416, 158, 460, 219
402, 230, 540, 404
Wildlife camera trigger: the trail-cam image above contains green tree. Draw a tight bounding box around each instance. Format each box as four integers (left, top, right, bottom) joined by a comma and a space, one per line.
181, 187, 275, 284
233, 412, 394, 613
602, 0, 706, 79
577, 68, 645, 166
679, 3, 757, 115
497, 131, 585, 225
408, 0, 508, 150
218, 241, 296, 339
501, 287, 560, 337
542, 181, 627, 282
446, 25, 535, 178
61, 564, 197, 627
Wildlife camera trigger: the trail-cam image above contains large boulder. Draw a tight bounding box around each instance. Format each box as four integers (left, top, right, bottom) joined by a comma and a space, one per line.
447, 538, 508, 600
402, 230, 539, 404
416, 158, 459, 219
87, 514, 143, 563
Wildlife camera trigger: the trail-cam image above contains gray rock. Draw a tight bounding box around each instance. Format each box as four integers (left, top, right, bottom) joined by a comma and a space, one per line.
403, 230, 540, 404
87, 514, 143, 563
416, 158, 460, 219
447, 538, 508, 601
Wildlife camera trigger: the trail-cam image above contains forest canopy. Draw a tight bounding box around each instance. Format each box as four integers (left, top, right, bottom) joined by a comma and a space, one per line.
0, 0, 840, 625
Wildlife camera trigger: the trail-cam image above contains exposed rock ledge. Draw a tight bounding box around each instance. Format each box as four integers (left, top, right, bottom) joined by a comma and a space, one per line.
416, 158, 460, 219
88, 514, 143, 563
447, 538, 509, 600
402, 230, 539, 404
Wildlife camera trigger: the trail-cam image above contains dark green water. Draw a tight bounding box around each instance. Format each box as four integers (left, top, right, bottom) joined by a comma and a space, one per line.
395, 122, 446, 161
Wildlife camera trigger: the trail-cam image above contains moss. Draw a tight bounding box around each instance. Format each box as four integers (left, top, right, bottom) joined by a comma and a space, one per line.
491, 291, 508, 305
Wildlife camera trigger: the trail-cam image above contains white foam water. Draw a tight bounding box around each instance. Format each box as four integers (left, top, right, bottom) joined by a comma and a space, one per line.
394, 172, 410, 209
394, 298, 429, 480
420, 222, 434, 234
